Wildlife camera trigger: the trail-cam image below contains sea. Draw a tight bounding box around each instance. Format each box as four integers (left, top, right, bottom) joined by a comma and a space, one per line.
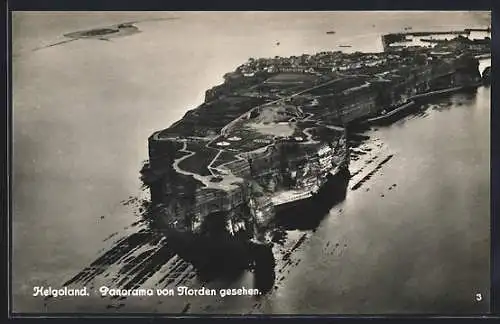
12, 11, 491, 314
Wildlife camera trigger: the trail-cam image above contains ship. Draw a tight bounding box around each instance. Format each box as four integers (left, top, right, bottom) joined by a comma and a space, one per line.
326, 31, 336, 35
362, 100, 417, 126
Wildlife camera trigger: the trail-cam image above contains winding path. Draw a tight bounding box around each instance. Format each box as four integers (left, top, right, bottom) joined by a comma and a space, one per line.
172, 141, 243, 190
161, 74, 357, 190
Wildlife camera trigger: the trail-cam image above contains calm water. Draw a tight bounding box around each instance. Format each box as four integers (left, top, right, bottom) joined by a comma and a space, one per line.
12, 11, 491, 314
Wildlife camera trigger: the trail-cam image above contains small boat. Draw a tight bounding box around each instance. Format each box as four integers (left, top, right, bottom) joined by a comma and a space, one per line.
326, 31, 336, 35
363, 100, 416, 125
339, 45, 352, 48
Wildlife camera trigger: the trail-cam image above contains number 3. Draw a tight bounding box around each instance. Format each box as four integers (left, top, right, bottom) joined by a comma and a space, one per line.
475, 293, 483, 302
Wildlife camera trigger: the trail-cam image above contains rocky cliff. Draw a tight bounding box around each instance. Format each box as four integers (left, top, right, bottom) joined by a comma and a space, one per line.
142, 47, 482, 249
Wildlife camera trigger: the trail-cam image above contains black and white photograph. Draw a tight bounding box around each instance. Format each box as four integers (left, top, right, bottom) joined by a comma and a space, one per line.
11, 11, 491, 315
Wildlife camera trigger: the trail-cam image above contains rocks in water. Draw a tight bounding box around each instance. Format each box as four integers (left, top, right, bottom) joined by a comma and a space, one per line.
482, 66, 491, 84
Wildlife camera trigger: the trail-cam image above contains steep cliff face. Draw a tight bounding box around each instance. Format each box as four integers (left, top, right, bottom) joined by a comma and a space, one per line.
482, 66, 491, 84
242, 136, 347, 195
144, 172, 266, 238
143, 129, 347, 245
143, 49, 481, 248
142, 141, 274, 242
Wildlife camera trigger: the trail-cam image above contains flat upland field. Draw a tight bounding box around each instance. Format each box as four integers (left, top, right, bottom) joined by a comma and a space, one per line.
178, 143, 219, 176
210, 150, 238, 168
265, 73, 319, 84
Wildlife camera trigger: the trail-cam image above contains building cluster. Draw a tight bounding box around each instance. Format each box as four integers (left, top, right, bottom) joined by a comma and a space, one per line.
236, 51, 393, 76
233, 50, 438, 82
232, 34, 489, 82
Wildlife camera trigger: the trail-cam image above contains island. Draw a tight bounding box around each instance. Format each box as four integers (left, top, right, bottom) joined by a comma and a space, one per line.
140, 31, 490, 274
